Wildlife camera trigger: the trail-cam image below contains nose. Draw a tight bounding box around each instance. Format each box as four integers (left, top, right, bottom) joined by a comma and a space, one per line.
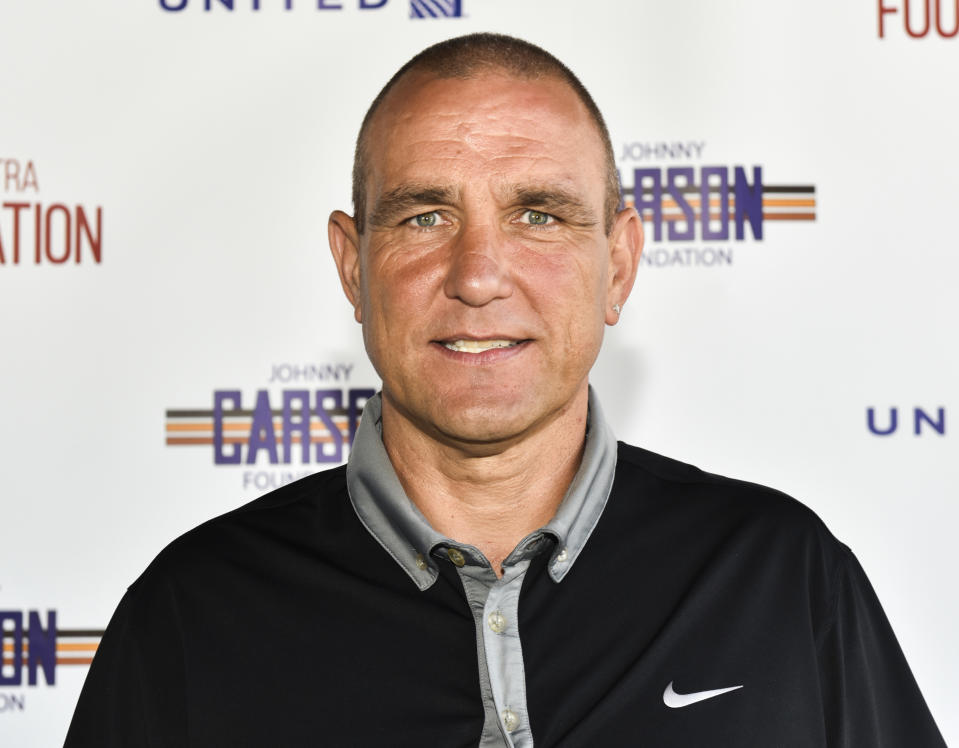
443, 224, 515, 306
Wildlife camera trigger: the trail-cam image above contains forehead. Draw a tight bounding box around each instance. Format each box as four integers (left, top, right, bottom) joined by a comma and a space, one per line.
364, 70, 607, 202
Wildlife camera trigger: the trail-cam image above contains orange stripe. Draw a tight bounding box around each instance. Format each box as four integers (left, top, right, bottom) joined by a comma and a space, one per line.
636, 213, 763, 222
166, 435, 346, 446
654, 198, 815, 209
627, 198, 817, 210
2, 657, 94, 666
166, 420, 349, 433
58, 642, 99, 652
764, 198, 815, 207
635, 211, 816, 222
3, 643, 99, 653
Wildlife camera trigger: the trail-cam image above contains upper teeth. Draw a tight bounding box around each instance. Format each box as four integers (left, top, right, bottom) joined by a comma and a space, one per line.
444, 339, 518, 353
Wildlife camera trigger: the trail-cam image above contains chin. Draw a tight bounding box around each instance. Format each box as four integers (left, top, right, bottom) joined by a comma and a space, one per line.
427, 396, 546, 447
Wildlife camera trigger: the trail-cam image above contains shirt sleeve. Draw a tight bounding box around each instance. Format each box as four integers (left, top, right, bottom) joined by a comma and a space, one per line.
816, 548, 946, 747
63, 576, 190, 747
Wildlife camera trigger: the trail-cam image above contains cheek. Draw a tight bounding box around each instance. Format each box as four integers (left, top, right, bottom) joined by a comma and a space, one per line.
361, 246, 444, 344
548, 260, 608, 366
518, 246, 607, 314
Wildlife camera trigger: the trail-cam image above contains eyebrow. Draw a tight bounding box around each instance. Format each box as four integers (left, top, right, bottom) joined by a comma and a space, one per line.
366, 183, 600, 228
507, 186, 599, 227
368, 184, 459, 228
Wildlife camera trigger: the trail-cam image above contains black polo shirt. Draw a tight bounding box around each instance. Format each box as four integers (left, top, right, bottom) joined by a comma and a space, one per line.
65, 428, 945, 745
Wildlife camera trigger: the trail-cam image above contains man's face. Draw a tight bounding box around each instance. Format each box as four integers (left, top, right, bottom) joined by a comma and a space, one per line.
330, 69, 641, 451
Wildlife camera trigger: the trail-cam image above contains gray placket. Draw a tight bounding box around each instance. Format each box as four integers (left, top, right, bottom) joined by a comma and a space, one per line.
346, 388, 618, 747
440, 534, 551, 748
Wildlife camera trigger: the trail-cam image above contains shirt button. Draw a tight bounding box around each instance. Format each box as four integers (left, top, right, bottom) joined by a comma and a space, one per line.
556, 547, 568, 563
502, 708, 519, 732
414, 553, 427, 571
487, 610, 507, 634
447, 547, 466, 567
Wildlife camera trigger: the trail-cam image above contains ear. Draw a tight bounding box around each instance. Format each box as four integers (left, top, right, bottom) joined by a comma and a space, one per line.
328, 210, 364, 323
604, 206, 644, 325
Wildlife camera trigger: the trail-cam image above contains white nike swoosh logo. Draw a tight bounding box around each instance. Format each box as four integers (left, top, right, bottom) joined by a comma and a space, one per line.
663, 680, 743, 708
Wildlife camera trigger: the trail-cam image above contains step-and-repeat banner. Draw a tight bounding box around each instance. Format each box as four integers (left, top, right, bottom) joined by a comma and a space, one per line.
1, 1, 955, 744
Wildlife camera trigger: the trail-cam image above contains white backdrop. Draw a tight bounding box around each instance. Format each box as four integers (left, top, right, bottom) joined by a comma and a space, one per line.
1, 0, 955, 744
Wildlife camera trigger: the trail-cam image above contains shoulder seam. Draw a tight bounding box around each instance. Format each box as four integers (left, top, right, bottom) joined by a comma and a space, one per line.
616, 442, 792, 498
814, 542, 854, 652
231, 465, 347, 518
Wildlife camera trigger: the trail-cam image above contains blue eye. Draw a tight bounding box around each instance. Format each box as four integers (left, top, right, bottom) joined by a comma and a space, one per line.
411, 212, 439, 227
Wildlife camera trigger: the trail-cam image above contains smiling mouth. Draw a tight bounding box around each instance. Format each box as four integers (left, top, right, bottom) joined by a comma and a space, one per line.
442, 339, 522, 353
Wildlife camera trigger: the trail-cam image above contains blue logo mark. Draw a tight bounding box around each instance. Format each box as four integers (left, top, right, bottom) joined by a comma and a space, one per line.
410, 0, 462, 18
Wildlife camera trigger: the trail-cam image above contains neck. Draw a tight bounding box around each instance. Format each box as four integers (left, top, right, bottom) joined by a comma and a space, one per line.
381, 388, 589, 575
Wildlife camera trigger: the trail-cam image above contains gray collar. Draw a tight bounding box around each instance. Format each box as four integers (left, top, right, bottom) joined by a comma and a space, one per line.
345, 387, 618, 591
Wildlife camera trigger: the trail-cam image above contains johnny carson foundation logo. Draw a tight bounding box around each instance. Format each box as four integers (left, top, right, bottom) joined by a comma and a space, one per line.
0, 158, 103, 267
165, 362, 375, 492
1, 608, 103, 713
618, 141, 816, 268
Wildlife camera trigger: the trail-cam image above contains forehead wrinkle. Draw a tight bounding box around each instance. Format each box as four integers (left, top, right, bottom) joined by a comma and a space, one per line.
375, 76, 601, 165
376, 133, 486, 183
458, 119, 569, 156
366, 75, 609, 227
385, 98, 578, 160
448, 122, 608, 193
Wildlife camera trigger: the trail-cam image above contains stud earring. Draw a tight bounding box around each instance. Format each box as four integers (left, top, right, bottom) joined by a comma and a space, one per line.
612, 303, 622, 315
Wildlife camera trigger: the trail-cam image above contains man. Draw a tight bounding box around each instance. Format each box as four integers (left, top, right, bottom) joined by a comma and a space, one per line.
67, 34, 944, 746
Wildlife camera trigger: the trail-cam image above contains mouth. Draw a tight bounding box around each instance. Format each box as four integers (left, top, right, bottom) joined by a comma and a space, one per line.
441, 339, 522, 354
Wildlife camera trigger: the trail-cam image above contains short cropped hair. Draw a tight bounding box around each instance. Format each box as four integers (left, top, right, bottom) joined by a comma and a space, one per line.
351, 33, 620, 235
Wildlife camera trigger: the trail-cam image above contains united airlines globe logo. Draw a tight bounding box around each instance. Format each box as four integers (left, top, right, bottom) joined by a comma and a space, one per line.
410, 0, 462, 18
